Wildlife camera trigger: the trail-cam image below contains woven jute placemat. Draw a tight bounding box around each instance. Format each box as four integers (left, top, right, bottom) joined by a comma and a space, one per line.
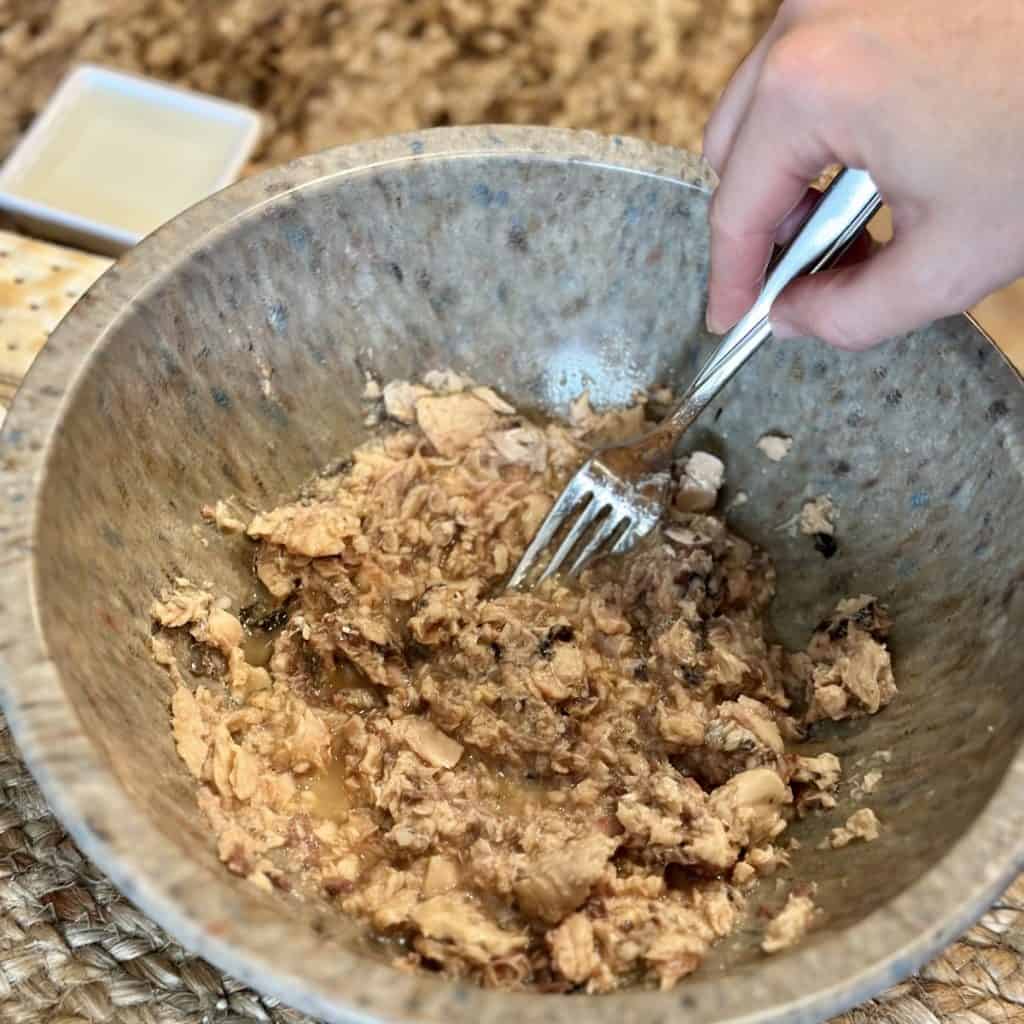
1, 228, 1024, 1024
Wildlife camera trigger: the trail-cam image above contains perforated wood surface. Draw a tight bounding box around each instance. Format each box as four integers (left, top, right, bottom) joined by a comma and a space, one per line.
0, 227, 1022, 1024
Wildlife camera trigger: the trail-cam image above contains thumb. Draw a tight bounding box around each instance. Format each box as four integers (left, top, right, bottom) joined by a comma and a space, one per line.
770, 233, 970, 351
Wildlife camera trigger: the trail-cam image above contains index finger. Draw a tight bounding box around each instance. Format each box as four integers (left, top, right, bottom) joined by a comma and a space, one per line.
706, 91, 835, 333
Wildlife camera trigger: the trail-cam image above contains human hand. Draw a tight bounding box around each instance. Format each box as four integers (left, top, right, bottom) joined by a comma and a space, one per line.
703, 0, 1024, 349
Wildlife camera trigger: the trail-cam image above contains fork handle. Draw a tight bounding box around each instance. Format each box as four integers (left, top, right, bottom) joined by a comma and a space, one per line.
635, 169, 882, 468
695, 169, 882, 387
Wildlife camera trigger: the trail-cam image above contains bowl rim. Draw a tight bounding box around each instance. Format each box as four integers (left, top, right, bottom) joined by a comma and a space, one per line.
1, 124, 1023, 1024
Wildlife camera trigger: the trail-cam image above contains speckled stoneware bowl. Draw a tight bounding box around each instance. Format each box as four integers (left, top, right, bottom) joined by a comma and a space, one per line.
1, 126, 1023, 1024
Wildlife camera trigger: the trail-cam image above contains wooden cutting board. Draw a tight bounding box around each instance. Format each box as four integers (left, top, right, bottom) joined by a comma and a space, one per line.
1, 226, 1023, 1024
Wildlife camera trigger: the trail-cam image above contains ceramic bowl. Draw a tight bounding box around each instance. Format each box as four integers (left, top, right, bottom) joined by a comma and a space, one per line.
2, 127, 1023, 1024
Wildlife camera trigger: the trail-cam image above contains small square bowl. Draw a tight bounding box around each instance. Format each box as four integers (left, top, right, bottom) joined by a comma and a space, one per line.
0, 64, 262, 256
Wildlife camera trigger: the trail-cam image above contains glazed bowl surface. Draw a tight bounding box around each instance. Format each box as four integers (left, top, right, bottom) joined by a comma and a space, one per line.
2, 126, 1023, 1024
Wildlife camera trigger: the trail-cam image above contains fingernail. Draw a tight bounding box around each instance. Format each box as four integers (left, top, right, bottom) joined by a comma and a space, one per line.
706, 307, 726, 334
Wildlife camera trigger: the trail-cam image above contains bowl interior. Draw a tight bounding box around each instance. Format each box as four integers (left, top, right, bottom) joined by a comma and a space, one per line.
9, 130, 1024, 1023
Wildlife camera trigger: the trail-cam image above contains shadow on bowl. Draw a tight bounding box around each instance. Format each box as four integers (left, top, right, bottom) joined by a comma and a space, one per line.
1, 126, 1023, 1024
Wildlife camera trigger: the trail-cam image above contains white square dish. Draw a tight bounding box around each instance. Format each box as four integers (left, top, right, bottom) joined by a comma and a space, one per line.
0, 64, 262, 256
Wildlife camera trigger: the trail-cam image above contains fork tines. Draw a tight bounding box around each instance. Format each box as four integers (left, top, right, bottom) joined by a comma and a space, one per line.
507, 459, 659, 589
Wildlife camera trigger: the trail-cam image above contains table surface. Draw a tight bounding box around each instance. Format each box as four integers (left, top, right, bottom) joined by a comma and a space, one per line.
1, 227, 1022, 1024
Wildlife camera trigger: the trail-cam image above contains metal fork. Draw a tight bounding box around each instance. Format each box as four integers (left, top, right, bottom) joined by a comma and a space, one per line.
507, 168, 882, 589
